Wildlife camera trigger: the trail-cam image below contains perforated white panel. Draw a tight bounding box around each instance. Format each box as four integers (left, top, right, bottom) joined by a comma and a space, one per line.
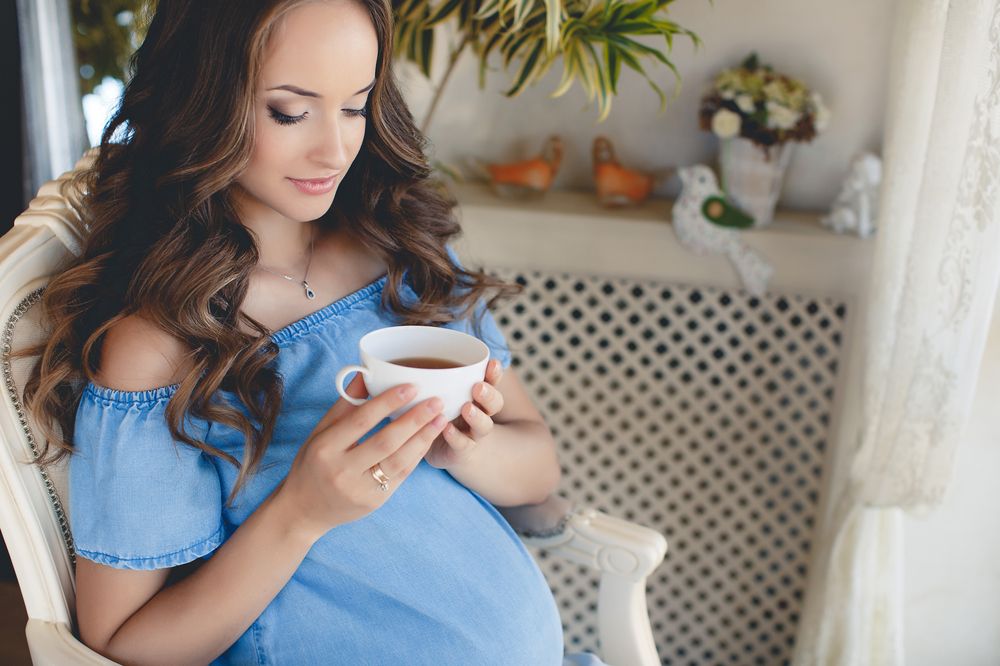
490, 269, 847, 666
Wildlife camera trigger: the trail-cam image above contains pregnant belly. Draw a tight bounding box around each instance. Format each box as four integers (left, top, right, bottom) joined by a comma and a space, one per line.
244, 463, 564, 665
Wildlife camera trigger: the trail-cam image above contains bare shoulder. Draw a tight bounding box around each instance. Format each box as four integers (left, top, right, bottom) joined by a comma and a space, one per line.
95, 314, 195, 391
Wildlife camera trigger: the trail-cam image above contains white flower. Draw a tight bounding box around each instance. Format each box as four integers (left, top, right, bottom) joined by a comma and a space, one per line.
720, 88, 736, 100
736, 94, 756, 114
711, 108, 742, 139
765, 101, 800, 130
811, 92, 831, 131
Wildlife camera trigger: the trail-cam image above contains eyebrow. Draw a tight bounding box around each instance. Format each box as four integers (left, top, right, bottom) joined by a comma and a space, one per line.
266, 78, 376, 98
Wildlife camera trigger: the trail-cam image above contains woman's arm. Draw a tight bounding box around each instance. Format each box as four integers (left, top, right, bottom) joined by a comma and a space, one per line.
428, 363, 561, 506
78, 489, 316, 665
77, 315, 319, 664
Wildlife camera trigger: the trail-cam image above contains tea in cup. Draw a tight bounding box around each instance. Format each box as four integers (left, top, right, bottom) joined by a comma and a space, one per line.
334, 325, 490, 420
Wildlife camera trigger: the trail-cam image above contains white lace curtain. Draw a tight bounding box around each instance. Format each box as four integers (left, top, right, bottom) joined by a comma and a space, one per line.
795, 0, 1000, 663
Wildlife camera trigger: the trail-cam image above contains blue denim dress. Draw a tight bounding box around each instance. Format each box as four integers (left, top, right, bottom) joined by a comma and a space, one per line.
69, 271, 570, 665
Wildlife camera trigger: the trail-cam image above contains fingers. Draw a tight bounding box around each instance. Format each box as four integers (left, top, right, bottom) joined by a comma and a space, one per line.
441, 417, 478, 456
460, 401, 494, 440
472, 380, 504, 417
370, 414, 449, 484
319, 382, 420, 449
485, 359, 503, 386
349, 397, 446, 469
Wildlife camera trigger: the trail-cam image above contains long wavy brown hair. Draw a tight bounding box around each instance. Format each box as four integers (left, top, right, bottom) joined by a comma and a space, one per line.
18, 0, 517, 506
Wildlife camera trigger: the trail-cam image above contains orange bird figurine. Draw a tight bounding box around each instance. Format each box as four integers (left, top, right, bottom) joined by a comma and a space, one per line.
477, 135, 564, 198
592, 136, 673, 207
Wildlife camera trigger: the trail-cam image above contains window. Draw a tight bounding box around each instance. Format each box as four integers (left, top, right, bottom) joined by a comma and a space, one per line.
70, 1, 152, 146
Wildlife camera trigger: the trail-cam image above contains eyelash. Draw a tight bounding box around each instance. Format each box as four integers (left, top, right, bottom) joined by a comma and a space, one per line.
267, 106, 368, 126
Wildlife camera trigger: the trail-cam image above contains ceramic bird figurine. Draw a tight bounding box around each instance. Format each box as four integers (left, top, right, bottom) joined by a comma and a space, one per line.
470, 135, 564, 199
672, 164, 774, 296
592, 136, 669, 207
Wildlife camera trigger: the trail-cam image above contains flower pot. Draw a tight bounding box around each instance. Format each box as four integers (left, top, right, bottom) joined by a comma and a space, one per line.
718, 137, 794, 227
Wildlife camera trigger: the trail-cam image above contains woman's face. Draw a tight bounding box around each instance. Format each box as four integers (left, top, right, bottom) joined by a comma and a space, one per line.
236, 0, 378, 225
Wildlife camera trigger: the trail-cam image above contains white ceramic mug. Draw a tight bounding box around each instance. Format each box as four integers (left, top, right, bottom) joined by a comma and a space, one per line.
334, 326, 490, 421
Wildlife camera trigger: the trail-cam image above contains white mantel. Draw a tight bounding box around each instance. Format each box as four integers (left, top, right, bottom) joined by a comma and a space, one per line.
452, 182, 874, 299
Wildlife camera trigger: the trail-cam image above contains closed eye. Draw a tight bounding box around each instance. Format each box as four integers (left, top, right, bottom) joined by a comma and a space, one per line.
268, 106, 306, 126
268, 106, 368, 126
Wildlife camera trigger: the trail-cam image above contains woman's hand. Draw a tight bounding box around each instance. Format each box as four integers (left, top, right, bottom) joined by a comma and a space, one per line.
424, 359, 505, 470
274, 374, 448, 542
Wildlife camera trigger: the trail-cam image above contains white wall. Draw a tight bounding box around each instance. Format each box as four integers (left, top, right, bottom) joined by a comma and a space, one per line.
904, 293, 1000, 665
398, 0, 897, 211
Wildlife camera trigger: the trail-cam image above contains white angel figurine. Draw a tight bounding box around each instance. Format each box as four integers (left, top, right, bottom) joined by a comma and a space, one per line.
821, 152, 882, 237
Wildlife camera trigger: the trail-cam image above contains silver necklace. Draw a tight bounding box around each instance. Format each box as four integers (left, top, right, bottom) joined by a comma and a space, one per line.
255, 227, 317, 300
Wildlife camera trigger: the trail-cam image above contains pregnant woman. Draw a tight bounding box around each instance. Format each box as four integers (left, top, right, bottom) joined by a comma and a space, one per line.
19, 1, 603, 663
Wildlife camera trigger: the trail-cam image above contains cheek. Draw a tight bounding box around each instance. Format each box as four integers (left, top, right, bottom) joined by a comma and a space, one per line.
248, 124, 292, 171
347, 121, 367, 160
242, 135, 304, 195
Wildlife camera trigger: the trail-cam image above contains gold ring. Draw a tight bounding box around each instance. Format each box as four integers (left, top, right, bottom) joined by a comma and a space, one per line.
371, 463, 390, 492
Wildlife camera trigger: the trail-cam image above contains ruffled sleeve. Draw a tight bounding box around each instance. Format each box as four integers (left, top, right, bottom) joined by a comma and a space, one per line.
69, 383, 225, 570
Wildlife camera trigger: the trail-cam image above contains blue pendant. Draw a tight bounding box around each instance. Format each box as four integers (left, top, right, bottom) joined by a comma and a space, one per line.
303, 281, 316, 300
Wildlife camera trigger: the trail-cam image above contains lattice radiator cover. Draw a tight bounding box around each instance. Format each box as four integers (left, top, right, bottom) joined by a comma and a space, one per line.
490, 269, 847, 666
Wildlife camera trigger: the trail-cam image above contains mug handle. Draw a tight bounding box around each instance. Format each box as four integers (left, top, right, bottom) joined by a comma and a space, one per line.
334, 364, 370, 406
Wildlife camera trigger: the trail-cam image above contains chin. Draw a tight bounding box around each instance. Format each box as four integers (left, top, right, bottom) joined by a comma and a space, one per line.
273, 195, 337, 223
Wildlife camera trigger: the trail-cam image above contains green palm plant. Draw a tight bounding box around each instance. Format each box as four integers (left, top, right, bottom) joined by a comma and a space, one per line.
393, 0, 704, 133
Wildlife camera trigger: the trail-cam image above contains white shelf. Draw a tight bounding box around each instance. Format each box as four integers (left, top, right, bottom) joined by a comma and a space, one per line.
451, 181, 874, 299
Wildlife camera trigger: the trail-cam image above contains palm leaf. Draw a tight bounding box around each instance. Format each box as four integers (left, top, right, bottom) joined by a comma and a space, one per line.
542, 0, 562, 53
416, 26, 435, 77
576, 41, 599, 103
604, 39, 620, 93
505, 38, 546, 96
426, 0, 465, 26
551, 47, 580, 97
473, 0, 500, 18
582, 40, 612, 120
511, 0, 532, 30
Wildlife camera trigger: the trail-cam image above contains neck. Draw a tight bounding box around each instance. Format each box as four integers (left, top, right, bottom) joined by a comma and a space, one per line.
233, 190, 317, 270
257, 223, 314, 275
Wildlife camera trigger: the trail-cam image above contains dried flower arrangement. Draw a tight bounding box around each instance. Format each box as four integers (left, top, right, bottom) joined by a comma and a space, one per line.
698, 53, 830, 150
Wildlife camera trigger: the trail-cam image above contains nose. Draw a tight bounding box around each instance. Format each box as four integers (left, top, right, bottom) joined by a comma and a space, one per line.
310, 116, 351, 171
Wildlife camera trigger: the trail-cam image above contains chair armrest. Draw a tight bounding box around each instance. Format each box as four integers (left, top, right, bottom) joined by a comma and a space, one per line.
503, 497, 668, 666
520, 506, 667, 581
25, 619, 119, 666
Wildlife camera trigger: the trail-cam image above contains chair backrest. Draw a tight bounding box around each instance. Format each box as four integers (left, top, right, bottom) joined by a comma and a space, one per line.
0, 150, 95, 629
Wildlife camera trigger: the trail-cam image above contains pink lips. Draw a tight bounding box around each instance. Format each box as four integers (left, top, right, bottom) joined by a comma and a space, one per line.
289, 174, 339, 195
